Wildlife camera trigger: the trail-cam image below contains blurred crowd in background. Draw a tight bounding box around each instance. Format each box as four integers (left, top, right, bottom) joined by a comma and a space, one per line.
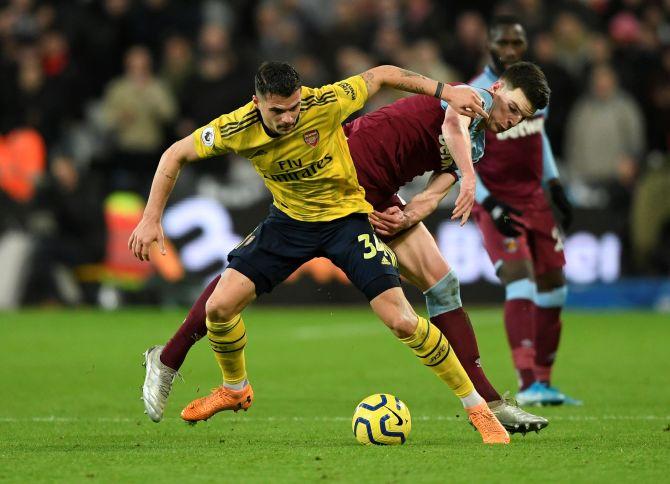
1, 0, 670, 306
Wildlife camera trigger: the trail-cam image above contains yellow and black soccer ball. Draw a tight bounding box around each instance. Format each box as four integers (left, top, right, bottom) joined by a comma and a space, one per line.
352, 393, 411, 445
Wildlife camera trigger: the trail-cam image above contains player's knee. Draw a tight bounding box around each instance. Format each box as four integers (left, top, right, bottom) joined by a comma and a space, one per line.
497, 260, 533, 286
535, 270, 566, 292
387, 315, 416, 339
383, 300, 417, 338
423, 270, 462, 318
205, 296, 237, 323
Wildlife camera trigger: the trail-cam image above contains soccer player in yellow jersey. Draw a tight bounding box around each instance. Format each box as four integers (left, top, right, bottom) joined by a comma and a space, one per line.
129, 61, 509, 444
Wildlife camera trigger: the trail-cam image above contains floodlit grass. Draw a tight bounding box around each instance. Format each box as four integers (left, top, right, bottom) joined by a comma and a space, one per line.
1, 307, 668, 482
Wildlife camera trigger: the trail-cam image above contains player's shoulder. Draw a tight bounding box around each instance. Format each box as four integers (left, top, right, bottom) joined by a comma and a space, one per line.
302, 75, 365, 106
213, 101, 261, 139
301, 84, 339, 108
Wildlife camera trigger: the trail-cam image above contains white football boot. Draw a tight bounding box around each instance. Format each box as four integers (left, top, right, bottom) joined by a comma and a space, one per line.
141, 345, 179, 422
489, 393, 549, 434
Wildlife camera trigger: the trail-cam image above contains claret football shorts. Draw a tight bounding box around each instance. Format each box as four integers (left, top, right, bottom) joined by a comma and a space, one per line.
472, 202, 566, 276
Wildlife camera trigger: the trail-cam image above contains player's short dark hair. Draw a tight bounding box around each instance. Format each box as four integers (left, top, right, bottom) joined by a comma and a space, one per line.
254, 61, 301, 98
500, 61, 550, 111
489, 15, 524, 36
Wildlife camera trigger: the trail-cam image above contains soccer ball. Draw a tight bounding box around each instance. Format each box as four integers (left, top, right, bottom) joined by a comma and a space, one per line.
351, 393, 411, 445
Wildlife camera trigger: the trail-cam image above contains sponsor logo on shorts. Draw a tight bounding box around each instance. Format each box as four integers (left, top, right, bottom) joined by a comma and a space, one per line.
202, 126, 215, 147
503, 237, 518, 253
303, 129, 320, 147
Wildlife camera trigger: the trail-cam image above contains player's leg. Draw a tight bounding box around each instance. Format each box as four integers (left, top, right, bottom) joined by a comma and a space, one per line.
472, 205, 537, 392
142, 275, 218, 422
161, 275, 220, 370
323, 214, 508, 444
534, 268, 566, 388
498, 259, 537, 391
389, 222, 501, 402
180, 267, 257, 422
389, 222, 548, 433
528, 211, 581, 405
370, 287, 508, 444
181, 207, 315, 422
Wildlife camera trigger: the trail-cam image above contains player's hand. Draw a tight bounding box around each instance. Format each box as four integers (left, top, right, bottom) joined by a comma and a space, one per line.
128, 217, 166, 262
442, 85, 488, 120
452, 174, 475, 225
369, 206, 410, 237
548, 181, 573, 230
482, 196, 524, 237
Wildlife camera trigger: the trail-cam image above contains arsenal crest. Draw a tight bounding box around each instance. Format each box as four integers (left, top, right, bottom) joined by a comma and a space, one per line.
303, 129, 319, 147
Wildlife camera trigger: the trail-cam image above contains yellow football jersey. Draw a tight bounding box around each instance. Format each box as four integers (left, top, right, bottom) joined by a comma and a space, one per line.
192, 75, 373, 222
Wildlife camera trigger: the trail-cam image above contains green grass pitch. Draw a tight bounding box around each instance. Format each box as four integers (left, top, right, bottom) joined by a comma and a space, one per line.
1, 307, 668, 482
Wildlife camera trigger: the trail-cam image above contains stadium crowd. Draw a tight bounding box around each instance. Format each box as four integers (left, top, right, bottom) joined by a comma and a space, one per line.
1, 0, 669, 305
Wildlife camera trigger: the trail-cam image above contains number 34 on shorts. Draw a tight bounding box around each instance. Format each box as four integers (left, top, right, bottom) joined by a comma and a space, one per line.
358, 233, 398, 267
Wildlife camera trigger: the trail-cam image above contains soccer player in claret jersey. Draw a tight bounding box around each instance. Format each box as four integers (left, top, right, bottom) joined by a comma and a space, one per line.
140, 61, 552, 435
131, 61, 512, 444
470, 16, 581, 406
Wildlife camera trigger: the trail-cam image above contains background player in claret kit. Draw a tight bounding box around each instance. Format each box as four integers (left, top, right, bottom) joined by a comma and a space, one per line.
131, 60, 513, 444
141, 62, 552, 434
470, 16, 580, 406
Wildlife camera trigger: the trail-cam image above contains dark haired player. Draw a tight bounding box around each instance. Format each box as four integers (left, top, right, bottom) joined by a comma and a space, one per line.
470, 16, 580, 406
131, 61, 513, 444
140, 62, 551, 435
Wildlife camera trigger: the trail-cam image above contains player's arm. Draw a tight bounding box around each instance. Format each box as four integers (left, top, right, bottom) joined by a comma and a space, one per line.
128, 135, 200, 261
369, 172, 457, 237
541, 130, 572, 230
359, 65, 488, 119
442, 103, 477, 225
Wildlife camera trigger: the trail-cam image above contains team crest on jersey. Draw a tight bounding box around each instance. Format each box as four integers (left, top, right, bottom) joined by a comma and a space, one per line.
503, 237, 518, 253
202, 126, 215, 147
303, 129, 319, 147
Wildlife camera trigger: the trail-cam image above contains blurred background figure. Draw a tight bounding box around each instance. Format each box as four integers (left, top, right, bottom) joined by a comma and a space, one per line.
564, 64, 644, 195
21, 155, 105, 306
100, 45, 176, 193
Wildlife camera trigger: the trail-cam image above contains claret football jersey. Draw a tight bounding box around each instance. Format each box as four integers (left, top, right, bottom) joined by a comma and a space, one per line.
344, 87, 493, 206
193, 75, 372, 222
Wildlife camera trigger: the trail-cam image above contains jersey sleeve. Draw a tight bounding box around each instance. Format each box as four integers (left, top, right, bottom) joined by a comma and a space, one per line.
332, 75, 369, 122
192, 107, 256, 158
193, 115, 233, 158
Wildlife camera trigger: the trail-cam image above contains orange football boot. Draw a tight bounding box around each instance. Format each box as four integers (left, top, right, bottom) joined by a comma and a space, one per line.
466, 401, 511, 444
181, 384, 254, 422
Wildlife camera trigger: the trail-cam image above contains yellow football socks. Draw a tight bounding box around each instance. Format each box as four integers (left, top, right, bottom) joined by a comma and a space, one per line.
206, 314, 247, 386
400, 316, 475, 398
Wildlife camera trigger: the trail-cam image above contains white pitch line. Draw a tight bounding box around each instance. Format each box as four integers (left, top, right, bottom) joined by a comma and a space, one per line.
0, 415, 668, 423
